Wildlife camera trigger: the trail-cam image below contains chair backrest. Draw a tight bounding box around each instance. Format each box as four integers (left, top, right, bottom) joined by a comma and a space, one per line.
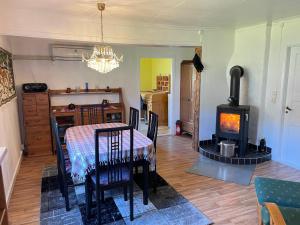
129, 107, 139, 130
147, 111, 158, 150
81, 105, 103, 125
51, 116, 67, 177
95, 125, 134, 185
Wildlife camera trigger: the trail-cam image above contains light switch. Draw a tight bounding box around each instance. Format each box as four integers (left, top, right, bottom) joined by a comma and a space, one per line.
271, 91, 277, 103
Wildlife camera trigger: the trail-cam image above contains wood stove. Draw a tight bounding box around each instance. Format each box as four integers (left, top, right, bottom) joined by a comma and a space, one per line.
216, 104, 250, 156
215, 66, 250, 157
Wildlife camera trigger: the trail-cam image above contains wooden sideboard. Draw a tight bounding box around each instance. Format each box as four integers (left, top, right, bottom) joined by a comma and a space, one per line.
22, 92, 52, 156
49, 88, 126, 152
142, 91, 168, 126
22, 88, 126, 155
0, 148, 8, 225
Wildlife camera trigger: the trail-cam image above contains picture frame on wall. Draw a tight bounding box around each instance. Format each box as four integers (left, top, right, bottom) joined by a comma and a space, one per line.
0, 47, 16, 107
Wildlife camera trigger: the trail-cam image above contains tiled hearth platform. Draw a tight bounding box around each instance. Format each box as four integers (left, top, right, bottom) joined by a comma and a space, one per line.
199, 140, 271, 165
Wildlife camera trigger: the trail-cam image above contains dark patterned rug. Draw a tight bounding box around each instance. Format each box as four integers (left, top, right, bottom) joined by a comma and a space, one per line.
40, 165, 213, 225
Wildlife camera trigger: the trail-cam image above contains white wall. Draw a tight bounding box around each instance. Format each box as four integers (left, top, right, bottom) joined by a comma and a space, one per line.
227, 24, 270, 144
10, 37, 195, 139
199, 28, 235, 140
0, 36, 22, 203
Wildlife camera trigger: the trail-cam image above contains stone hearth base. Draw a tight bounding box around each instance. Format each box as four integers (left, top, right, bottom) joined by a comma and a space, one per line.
199, 140, 271, 165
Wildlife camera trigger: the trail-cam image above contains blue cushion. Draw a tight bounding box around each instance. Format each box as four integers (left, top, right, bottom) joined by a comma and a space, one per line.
261, 205, 300, 225
91, 166, 130, 186
255, 177, 300, 208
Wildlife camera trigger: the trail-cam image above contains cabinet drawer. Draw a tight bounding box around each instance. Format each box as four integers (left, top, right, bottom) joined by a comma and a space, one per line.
23, 97, 36, 106
37, 105, 49, 116
24, 117, 50, 126
26, 126, 50, 135
36, 94, 49, 105
23, 106, 38, 117
26, 133, 51, 145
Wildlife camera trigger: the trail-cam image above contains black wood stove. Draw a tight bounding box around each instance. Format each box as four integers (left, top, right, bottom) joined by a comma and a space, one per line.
215, 66, 250, 157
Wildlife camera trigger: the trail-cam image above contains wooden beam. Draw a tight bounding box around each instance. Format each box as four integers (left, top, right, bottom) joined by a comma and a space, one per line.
192, 47, 202, 151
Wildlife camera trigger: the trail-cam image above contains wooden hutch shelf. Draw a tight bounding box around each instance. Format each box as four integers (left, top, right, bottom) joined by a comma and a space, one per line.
50, 88, 126, 153
49, 88, 122, 96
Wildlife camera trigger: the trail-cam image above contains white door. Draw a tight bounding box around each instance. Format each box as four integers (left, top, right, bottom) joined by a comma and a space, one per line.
282, 47, 300, 168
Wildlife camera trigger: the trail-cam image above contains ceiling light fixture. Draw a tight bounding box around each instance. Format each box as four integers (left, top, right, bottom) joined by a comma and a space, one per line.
82, 3, 123, 74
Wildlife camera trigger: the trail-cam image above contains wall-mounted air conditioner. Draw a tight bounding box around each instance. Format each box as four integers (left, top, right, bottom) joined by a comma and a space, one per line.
50, 44, 93, 61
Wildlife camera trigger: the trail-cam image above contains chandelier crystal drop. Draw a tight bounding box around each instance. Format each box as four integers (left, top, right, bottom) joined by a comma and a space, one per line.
82, 3, 123, 74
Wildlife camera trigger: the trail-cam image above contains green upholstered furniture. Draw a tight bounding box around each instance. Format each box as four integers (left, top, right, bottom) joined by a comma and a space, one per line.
255, 177, 300, 225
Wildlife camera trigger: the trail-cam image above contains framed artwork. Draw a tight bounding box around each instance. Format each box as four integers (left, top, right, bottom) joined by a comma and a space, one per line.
0, 47, 16, 107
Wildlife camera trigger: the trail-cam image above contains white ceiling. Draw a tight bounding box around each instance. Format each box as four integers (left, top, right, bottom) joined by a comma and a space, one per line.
2, 0, 300, 28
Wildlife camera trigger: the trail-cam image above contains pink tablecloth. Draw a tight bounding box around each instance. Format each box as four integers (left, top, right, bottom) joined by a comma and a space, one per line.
65, 123, 155, 181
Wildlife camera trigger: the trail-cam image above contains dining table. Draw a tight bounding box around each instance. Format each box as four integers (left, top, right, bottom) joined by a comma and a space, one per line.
65, 122, 155, 204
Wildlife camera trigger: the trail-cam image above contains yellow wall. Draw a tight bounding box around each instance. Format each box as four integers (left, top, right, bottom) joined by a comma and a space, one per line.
140, 58, 172, 91
140, 58, 153, 91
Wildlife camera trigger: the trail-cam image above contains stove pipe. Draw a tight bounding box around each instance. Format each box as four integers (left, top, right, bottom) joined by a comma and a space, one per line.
228, 66, 244, 106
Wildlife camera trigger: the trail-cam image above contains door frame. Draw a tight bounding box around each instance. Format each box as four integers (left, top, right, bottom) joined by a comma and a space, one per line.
138, 56, 174, 130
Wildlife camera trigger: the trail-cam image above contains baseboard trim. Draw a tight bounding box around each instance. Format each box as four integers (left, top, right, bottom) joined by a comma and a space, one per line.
6, 151, 23, 204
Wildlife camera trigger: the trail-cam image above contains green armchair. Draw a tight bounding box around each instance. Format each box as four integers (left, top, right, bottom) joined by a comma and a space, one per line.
254, 177, 300, 225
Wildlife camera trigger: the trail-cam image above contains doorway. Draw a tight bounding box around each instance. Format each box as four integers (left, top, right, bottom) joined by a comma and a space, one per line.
139, 58, 172, 136
282, 46, 300, 168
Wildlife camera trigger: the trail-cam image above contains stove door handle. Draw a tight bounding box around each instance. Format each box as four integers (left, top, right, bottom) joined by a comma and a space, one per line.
245, 113, 249, 121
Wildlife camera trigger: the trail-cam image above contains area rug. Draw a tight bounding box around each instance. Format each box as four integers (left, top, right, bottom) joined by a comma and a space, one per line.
186, 156, 255, 186
40, 165, 213, 225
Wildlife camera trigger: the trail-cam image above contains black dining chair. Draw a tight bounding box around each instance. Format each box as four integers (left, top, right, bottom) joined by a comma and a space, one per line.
140, 95, 148, 122
85, 125, 134, 223
147, 111, 159, 150
51, 116, 70, 211
129, 107, 139, 130
147, 111, 159, 192
81, 105, 103, 125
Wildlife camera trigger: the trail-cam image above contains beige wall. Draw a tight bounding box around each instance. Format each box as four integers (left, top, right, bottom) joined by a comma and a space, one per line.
0, 35, 22, 203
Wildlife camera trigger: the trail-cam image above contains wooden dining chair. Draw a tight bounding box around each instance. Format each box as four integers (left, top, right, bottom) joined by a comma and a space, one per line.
129, 107, 139, 130
50, 116, 70, 211
80, 105, 103, 125
85, 125, 134, 223
147, 111, 159, 192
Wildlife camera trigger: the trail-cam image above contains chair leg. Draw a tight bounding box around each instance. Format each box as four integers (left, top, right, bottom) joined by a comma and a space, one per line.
135, 166, 138, 174
58, 173, 63, 195
63, 177, 70, 211
85, 176, 92, 219
124, 185, 128, 201
143, 161, 149, 205
57, 167, 63, 195
101, 191, 105, 203
96, 187, 102, 225
153, 167, 157, 193
130, 175, 134, 221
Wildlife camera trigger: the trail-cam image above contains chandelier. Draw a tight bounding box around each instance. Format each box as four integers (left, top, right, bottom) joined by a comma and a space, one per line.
82, 3, 123, 74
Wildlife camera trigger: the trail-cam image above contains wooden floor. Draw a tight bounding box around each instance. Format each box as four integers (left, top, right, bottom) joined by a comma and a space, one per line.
8, 135, 300, 225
